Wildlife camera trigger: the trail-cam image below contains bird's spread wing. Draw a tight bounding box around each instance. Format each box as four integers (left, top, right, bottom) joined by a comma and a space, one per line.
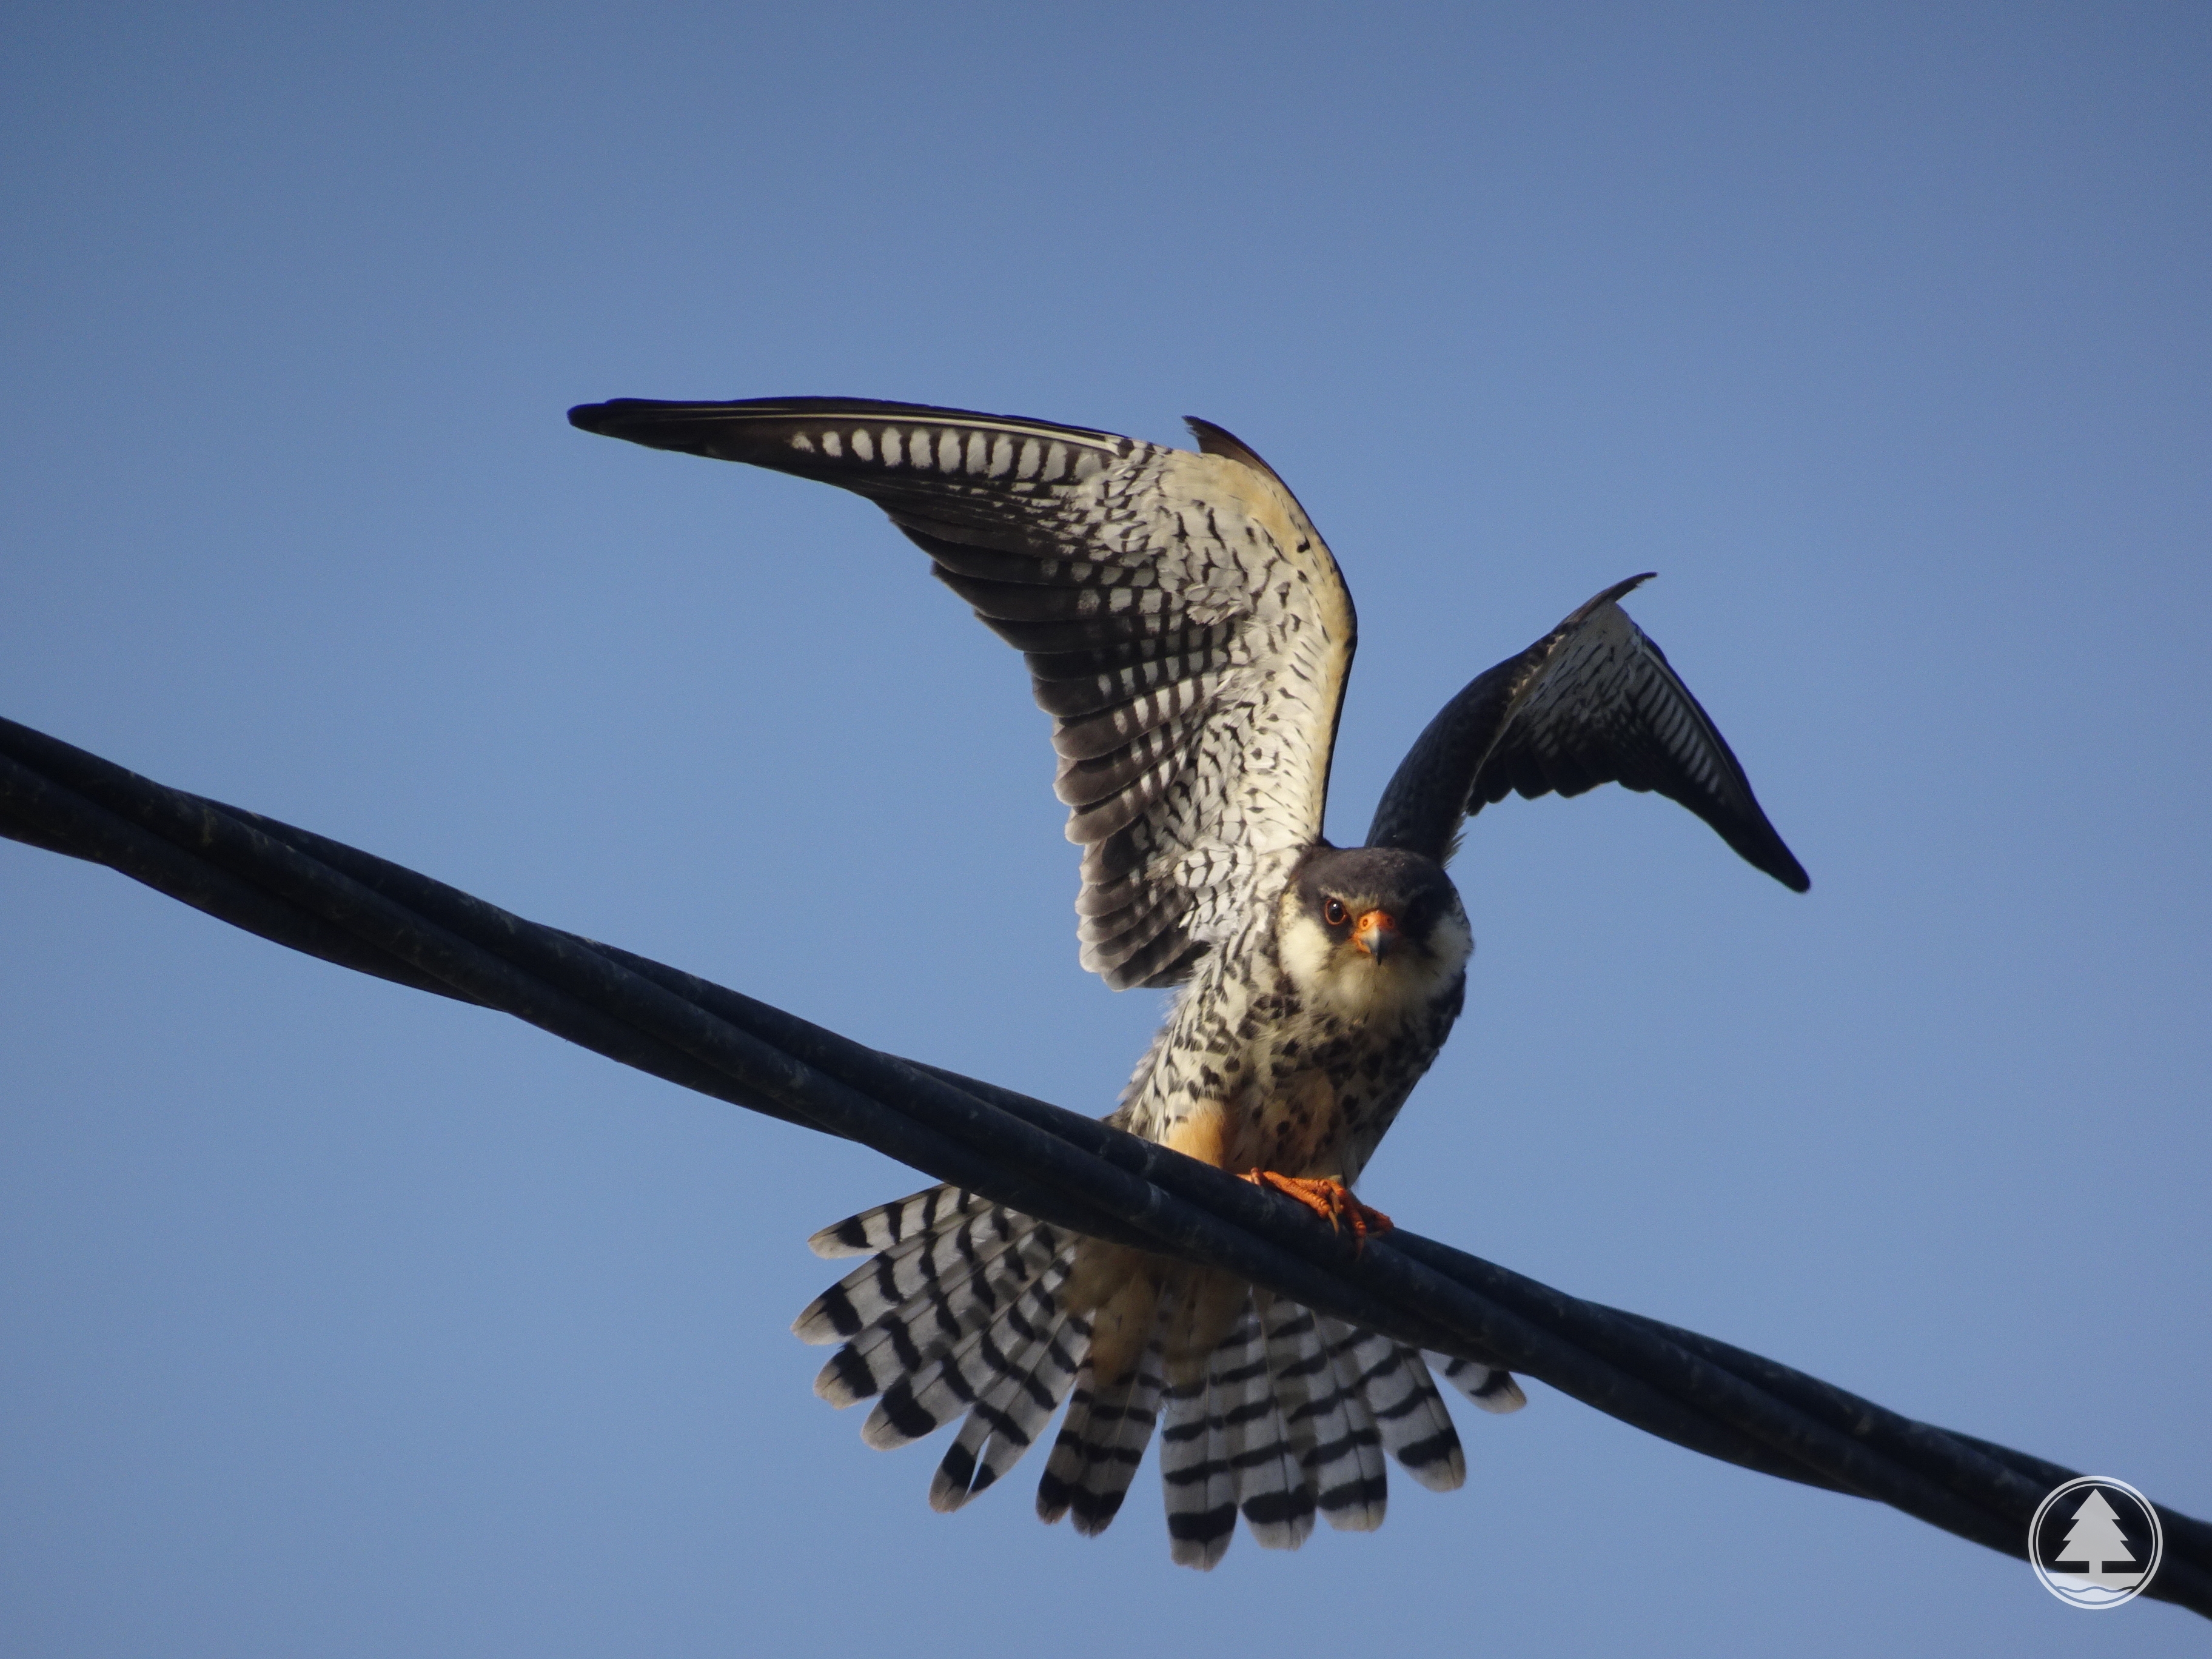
1363, 574, 1809, 891
569, 397, 1358, 988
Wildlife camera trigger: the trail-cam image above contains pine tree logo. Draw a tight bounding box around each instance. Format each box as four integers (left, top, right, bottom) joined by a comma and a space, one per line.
2029, 1476, 2163, 1609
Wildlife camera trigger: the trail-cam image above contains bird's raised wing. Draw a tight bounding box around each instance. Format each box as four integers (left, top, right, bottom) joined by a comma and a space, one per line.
1363, 574, 1809, 891
569, 397, 1358, 988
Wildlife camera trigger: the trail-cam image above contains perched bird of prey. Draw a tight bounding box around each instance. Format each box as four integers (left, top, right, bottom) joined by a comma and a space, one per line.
569, 395, 1809, 1567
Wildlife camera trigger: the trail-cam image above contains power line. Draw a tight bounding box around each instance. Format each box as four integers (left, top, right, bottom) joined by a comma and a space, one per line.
2, 712, 2204, 1617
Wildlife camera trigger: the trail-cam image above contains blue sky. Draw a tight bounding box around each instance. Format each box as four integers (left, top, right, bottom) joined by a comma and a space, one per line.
2, 4, 2207, 1653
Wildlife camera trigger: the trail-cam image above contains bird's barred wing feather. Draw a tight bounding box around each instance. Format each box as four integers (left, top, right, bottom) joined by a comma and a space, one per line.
570, 397, 1358, 988
1364, 574, 1810, 891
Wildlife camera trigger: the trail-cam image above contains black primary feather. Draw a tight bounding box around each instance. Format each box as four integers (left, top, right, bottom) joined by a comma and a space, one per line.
1365, 575, 1809, 891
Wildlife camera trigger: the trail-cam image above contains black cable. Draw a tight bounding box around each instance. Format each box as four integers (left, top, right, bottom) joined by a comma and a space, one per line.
2, 712, 2204, 1616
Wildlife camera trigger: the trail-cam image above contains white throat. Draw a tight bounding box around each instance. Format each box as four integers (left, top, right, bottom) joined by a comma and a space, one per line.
1275, 893, 1471, 1026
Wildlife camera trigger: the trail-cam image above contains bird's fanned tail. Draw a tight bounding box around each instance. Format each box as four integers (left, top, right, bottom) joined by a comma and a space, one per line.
796, 1181, 1523, 1566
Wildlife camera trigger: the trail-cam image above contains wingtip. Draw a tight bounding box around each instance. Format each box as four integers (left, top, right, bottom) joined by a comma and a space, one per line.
1182, 414, 1235, 455
1560, 572, 1660, 631
1610, 570, 1658, 603
1739, 817, 1810, 893
1182, 415, 1275, 476
1761, 843, 1811, 893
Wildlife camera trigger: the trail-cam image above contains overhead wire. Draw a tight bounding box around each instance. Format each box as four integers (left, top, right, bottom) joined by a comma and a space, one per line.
2, 712, 2204, 1617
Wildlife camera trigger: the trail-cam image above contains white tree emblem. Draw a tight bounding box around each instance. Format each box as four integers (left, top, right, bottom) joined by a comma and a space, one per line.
2029, 1475, 2162, 1608
2054, 1488, 2141, 1589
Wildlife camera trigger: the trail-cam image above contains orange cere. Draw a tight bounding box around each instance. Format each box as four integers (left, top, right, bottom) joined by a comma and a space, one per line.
1353, 909, 1398, 956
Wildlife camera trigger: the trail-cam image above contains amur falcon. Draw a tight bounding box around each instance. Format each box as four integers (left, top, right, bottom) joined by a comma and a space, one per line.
569, 395, 1809, 1567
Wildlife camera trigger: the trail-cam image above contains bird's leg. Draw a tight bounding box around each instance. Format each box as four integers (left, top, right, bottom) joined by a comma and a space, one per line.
1242, 1171, 1393, 1248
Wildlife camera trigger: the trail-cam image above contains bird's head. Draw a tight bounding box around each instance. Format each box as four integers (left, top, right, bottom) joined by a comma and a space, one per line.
1276, 846, 1471, 1022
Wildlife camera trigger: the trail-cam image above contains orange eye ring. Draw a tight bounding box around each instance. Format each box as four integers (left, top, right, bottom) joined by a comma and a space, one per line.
1323, 898, 1349, 928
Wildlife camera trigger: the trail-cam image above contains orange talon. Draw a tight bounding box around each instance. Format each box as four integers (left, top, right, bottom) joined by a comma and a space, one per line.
1242, 1170, 1393, 1251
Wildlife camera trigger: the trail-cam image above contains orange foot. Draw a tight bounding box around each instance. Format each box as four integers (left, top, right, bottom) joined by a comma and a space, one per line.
1242, 1171, 1394, 1249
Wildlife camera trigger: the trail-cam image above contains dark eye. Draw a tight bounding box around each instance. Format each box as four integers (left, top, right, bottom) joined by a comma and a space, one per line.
1322, 898, 1349, 928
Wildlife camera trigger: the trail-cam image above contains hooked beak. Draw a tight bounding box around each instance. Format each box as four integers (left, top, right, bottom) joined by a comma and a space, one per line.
1353, 909, 1399, 962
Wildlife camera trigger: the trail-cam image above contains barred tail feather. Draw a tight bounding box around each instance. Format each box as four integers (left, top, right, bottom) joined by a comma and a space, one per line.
1216, 1305, 1315, 1552
1300, 1311, 1391, 1530
1159, 1298, 1319, 1566
930, 1309, 1093, 1512
864, 1258, 1076, 1450
808, 1218, 1067, 1409
1430, 1352, 1529, 1414
1257, 1293, 1338, 1504
807, 1184, 994, 1259
1037, 1342, 1167, 1534
1159, 1350, 1239, 1569
794, 1199, 1046, 1345
1330, 1327, 1465, 1492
